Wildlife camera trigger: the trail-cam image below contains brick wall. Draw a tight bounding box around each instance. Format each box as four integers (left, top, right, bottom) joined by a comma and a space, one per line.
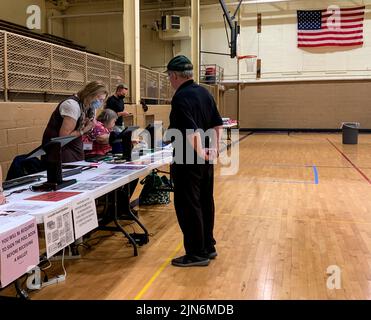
0, 102, 171, 178
0, 102, 56, 177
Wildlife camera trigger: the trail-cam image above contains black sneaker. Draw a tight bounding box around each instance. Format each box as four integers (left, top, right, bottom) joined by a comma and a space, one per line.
208, 251, 218, 259
171, 255, 210, 267
206, 246, 217, 259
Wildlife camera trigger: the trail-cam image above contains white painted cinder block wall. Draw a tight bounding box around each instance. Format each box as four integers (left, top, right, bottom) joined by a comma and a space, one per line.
200, 0, 371, 81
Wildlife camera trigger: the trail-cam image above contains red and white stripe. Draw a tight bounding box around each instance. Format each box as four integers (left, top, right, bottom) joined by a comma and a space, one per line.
298, 6, 365, 48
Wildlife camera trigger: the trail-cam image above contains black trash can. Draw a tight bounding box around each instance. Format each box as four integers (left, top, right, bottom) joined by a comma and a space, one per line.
342, 122, 360, 145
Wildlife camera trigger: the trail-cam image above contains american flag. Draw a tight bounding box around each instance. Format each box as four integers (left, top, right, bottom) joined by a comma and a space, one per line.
297, 6, 365, 48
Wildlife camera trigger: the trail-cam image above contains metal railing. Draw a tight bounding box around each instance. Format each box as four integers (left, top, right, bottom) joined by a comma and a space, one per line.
140, 67, 173, 103
0, 32, 4, 91
200, 64, 224, 84
0, 30, 175, 104
0, 30, 131, 101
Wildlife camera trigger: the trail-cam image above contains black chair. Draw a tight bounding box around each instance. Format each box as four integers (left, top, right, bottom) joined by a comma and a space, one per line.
6, 155, 45, 181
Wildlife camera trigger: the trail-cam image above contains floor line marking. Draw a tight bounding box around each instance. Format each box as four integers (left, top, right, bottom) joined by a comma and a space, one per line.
134, 242, 183, 300
313, 165, 319, 184
327, 138, 371, 184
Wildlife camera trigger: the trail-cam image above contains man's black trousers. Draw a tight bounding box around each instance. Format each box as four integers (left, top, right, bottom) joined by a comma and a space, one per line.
171, 163, 216, 257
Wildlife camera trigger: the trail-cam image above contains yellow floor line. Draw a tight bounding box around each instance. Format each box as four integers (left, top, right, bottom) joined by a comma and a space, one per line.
134, 241, 183, 300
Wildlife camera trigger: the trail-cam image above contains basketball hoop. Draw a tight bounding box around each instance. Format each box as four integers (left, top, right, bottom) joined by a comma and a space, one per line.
237, 55, 257, 73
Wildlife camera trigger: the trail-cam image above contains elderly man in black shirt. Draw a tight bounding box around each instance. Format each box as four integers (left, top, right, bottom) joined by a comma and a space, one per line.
105, 83, 130, 132
167, 55, 223, 267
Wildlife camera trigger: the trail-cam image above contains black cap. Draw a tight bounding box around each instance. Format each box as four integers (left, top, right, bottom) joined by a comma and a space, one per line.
166, 55, 193, 72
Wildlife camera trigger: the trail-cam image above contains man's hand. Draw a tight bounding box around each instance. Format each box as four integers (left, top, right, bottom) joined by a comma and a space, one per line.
118, 111, 130, 117
132, 139, 141, 145
204, 148, 219, 161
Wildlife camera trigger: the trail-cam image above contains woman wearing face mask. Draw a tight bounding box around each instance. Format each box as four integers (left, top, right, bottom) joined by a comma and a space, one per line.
42, 81, 108, 162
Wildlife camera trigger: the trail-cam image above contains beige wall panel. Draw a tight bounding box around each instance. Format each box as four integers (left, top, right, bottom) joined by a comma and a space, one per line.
239, 80, 371, 129
63, 2, 123, 57
136, 104, 171, 129
223, 85, 238, 120
140, 13, 173, 69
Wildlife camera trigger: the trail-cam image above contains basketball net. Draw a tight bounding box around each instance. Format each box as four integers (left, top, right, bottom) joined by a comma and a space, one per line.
237, 55, 257, 73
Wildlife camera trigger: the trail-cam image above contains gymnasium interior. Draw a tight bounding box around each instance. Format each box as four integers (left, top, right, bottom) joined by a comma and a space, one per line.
1, 0, 371, 301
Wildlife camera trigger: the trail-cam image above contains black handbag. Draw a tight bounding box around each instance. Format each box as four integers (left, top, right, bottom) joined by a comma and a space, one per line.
139, 170, 171, 205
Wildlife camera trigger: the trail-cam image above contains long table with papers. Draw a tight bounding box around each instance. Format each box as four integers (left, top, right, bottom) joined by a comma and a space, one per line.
0, 148, 173, 290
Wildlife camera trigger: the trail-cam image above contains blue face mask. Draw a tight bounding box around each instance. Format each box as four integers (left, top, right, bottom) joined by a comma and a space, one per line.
90, 99, 102, 110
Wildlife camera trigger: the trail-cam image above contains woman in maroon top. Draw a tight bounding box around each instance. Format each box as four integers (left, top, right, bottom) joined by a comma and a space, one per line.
42, 81, 108, 163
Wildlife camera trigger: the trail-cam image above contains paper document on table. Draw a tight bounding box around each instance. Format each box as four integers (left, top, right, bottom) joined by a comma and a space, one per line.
44, 206, 74, 258
72, 197, 98, 239
89, 175, 122, 182
65, 183, 107, 191
111, 165, 147, 170
103, 169, 131, 176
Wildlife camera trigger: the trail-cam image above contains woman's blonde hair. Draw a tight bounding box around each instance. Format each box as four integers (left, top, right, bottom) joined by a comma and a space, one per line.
77, 81, 108, 107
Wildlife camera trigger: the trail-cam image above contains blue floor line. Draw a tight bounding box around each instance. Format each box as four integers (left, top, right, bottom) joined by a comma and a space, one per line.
313, 165, 319, 185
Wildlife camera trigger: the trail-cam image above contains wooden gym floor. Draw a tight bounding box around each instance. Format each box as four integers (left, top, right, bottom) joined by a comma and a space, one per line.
9, 132, 371, 300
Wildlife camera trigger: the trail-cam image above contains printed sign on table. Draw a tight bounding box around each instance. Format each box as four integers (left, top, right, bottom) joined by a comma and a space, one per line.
44, 206, 74, 258
0, 214, 39, 288
72, 197, 98, 239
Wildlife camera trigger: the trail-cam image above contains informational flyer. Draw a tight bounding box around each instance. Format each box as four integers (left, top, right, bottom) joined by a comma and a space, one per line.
26, 191, 81, 202
0, 203, 49, 213
44, 206, 74, 258
89, 175, 122, 182
65, 183, 107, 191
72, 197, 98, 239
150, 154, 167, 160
126, 160, 152, 165
111, 165, 147, 170
0, 214, 39, 288
103, 169, 131, 176
0, 210, 29, 220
